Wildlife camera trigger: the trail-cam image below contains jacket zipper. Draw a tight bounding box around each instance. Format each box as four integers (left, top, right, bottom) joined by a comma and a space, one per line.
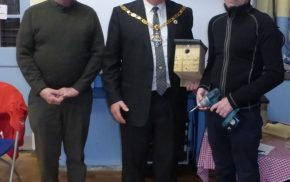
220, 16, 233, 96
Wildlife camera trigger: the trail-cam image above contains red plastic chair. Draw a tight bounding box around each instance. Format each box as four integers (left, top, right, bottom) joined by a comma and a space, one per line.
0, 82, 28, 182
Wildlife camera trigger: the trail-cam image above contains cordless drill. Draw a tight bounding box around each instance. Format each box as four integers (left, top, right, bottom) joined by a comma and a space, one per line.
190, 88, 240, 130
222, 108, 240, 130
189, 88, 221, 112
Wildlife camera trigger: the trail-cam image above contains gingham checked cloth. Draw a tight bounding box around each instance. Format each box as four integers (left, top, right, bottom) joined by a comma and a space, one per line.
197, 131, 290, 182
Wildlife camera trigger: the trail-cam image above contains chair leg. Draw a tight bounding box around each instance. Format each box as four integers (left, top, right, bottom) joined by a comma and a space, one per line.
9, 131, 19, 182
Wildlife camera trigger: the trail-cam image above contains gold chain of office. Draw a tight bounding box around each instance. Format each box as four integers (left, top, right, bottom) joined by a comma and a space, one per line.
120, 5, 186, 31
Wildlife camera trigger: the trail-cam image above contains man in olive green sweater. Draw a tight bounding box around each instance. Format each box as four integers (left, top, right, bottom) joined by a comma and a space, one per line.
16, 0, 104, 181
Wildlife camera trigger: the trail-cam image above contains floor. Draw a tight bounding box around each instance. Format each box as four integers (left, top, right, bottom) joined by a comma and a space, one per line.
0, 152, 206, 182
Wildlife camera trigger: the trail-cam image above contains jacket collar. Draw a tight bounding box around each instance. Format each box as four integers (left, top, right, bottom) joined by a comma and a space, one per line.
224, 2, 252, 17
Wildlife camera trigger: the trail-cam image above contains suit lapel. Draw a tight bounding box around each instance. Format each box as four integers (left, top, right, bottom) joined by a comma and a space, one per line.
133, 0, 153, 59
166, 0, 177, 64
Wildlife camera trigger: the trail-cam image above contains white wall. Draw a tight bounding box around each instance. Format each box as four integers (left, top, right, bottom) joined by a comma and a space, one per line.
79, 0, 225, 47
0, 0, 226, 151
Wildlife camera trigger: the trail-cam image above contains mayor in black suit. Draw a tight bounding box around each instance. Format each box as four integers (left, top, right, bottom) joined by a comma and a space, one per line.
102, 0, 194, 181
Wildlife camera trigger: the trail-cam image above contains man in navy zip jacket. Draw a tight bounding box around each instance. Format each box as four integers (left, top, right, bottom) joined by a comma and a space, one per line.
196, 0, 284, 181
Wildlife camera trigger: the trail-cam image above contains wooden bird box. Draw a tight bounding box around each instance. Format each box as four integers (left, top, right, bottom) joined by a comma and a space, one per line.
174, 39, 207, 87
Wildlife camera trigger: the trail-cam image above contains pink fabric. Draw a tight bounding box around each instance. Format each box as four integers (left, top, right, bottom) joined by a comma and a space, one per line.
197, 131, 290, 182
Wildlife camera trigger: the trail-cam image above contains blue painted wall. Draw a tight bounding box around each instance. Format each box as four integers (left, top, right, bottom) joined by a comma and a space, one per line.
266, 81, 290, 125
0, 0, 32, 146
60, 97, 122, 166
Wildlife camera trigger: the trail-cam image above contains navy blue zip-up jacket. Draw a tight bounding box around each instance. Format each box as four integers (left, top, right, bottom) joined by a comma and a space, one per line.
199, 2, 284, 109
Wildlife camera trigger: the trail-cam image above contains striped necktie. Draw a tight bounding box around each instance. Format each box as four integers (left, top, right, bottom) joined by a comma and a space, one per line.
152, 6, 168, 95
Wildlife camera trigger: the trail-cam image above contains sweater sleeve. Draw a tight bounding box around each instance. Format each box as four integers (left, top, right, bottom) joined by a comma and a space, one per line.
16, 10, 47, 95
199, 17, 216, 91
101, 7, 123, 106
72, 12, 105, 93
227, 15, 284, 108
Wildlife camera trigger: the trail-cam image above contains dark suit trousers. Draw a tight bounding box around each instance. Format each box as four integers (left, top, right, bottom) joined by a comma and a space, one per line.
206, 107, 263, 182
28, 89, 92, 182
120, 91, 177, 182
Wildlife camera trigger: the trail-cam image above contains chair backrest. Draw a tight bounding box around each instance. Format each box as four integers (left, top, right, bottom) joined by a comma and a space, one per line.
0, 82, 28, 158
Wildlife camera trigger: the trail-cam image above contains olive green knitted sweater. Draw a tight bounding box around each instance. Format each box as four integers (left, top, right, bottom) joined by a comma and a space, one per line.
17, 0, 104, 94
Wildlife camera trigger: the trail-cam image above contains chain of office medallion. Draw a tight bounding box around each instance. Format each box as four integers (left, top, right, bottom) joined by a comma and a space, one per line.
120, 5, 186, 31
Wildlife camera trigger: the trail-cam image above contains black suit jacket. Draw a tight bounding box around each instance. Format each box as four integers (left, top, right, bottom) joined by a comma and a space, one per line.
102, 0, 193, 127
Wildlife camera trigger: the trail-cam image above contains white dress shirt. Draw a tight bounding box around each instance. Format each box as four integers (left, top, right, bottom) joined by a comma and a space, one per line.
143, 0, 171, 91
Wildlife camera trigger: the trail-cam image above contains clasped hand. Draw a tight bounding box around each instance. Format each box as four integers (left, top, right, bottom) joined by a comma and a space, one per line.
39, 87, 79, 105
196, 88, 233, 118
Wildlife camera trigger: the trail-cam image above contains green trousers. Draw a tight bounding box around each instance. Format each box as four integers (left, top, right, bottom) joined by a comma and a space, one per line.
28, 89, 92, 182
